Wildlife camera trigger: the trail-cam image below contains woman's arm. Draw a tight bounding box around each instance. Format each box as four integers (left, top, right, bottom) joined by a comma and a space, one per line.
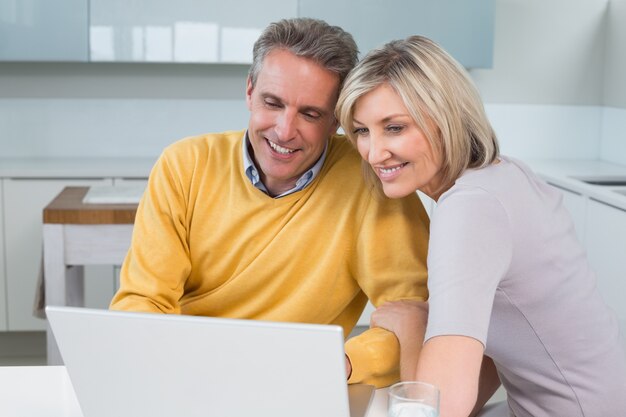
371, 301, 498, 416
416, 335, 484, 417
470, 356, 501, 417
370, 300, 428, 381
414, 191, 511, 416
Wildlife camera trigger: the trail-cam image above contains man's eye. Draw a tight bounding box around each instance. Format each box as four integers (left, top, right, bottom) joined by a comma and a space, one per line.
265, 101, 281, 108
303, 112, 321, 120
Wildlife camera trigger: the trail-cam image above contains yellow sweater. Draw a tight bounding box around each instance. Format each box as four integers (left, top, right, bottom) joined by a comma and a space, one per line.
111, 130, 429, 387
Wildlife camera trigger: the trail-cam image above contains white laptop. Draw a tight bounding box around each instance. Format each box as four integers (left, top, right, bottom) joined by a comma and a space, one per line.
46, 306, 374, 417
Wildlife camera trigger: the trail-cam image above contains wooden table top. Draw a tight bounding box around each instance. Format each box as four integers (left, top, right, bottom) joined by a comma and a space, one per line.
43, 187, 137, 224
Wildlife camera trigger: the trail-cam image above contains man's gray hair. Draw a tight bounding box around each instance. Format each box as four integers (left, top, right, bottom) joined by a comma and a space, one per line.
249, 18, 358, 88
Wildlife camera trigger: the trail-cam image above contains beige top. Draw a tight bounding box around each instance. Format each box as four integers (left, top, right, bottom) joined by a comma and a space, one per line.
426, 156, 626, 417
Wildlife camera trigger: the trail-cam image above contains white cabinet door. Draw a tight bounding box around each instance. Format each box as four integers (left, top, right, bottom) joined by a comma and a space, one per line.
89, 0, 297, 63
548, 183, 587, 243
0, 0, 88, 61
585, 199, 626, 321
0, 181, 7, 330
3, 178, 115, 330
299, 0, 495, 69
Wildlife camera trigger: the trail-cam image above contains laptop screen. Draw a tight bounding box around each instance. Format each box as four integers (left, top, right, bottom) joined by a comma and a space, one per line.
47, 306, 362, 417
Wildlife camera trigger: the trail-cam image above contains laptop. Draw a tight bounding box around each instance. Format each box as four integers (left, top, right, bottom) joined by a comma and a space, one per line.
46, 306, 374, 417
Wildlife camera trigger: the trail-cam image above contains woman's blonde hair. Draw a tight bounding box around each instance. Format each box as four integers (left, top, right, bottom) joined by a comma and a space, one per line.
336, 35, 499, 194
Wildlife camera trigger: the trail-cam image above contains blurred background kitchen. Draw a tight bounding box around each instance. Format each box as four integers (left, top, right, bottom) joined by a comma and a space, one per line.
0, 0, 625, 367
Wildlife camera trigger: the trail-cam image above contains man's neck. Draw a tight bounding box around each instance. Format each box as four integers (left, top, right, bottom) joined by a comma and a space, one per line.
260, 175, 298, 197
243, 133, 328, 198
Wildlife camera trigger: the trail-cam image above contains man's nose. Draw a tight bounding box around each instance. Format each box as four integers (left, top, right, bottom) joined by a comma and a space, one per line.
275, 110, 297, 141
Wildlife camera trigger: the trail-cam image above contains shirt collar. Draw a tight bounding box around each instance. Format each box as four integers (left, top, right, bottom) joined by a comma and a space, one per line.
242, 131, 328, 198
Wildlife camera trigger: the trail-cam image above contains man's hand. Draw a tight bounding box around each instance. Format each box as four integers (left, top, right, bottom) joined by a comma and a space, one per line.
345, 354, 352, 379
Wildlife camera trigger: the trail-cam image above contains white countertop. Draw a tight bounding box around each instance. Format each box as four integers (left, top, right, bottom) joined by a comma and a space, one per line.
0, 366, 82, 417
0, 366, 389, 417
0, 157, 156, 178
524, 158, 626, 211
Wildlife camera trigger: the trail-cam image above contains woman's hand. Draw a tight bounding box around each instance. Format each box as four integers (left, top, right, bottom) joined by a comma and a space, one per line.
370, 300, 428, 343
370, 300, 429, 380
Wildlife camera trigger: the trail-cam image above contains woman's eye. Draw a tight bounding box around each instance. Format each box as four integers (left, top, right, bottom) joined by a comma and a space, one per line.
387, 125, 404, 133
352, 127, 368, 136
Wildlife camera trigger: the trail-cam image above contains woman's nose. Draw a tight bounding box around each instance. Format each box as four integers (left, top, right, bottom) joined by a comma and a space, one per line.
368, 135, 390, 165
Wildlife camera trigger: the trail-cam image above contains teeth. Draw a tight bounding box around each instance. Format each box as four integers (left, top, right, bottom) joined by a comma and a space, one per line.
380, 164, 405, 174
268, 140, 295, 155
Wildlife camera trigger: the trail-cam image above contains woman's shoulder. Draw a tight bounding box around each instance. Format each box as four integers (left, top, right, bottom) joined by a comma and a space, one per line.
443, 156, 540, 202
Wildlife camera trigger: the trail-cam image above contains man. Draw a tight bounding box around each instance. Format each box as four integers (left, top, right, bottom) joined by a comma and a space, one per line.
110, 17, 429, 388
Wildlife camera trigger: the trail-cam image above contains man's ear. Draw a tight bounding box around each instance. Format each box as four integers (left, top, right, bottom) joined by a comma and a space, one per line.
245, 76, 254, 110
330, 118, 340, 135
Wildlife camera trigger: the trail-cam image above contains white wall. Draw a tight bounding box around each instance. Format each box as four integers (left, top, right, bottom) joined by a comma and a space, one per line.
485, 104, 602, 160
471, 0, 608, 106
0, 0, 624, 161
0, 98, 248, 158
600, 108, 626, 165
467, 0, 611, 161
0, 63, 249, 100
600, 0, 626, 166
604, 0, 626, 108
0, 64, 251, 158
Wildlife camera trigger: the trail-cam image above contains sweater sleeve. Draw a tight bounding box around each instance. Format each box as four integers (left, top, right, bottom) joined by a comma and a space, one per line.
110, 144, 192, 313
346, 190, 430, 387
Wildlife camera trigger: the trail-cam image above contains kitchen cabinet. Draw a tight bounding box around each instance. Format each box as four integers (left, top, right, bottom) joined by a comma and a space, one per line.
89, 0, 297, 63
2, 178, 116, 330
0, 181, 7, 330
0, 0, 88, 61
2, 0, 493, 66
299, 0, 495, 68
546, 183, 626, 321
584, 199, 626, 321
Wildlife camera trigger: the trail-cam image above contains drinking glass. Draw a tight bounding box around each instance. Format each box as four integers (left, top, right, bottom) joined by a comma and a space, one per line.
388, 381, 440, 417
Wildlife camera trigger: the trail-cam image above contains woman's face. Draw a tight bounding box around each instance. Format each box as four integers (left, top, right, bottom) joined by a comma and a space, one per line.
352, 83, 444, 200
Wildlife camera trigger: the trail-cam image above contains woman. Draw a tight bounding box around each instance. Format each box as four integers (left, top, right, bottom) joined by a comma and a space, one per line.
336, 36, 626, 417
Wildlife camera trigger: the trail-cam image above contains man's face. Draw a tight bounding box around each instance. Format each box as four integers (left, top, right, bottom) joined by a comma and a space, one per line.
246, 49, 340, 196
